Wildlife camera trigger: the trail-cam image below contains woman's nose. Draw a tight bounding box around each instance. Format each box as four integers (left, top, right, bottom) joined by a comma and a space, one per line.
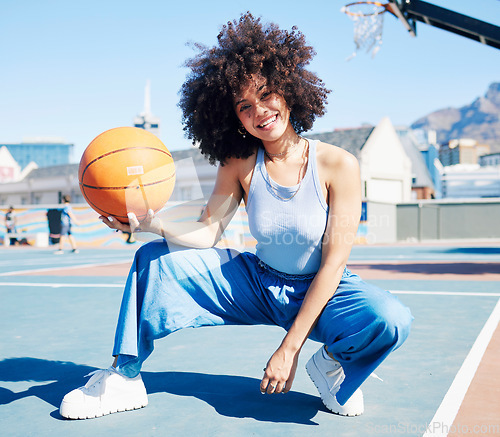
255, 101, 268, 115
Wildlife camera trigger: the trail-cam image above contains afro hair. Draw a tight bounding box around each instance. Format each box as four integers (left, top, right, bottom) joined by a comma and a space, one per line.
179, 12, 330, 165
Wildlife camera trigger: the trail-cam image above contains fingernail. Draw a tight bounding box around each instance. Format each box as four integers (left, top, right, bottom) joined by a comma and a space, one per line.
108, 217, 113, 222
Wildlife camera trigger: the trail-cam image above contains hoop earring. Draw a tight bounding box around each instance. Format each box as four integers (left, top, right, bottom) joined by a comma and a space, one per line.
237, 126, 247, 139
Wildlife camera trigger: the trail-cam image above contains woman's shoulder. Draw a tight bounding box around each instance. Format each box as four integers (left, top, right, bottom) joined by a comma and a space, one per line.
213, 149, 259, 195
314, 140, 359, 172
221, 149, 258, 175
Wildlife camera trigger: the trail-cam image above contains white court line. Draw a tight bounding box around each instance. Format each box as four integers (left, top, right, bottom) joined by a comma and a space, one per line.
349, 259, 500, 264
0, 261, 131, 277
0, 282, 124, 288
0, 282, 498, 297
392, 290, 500, 297
422, 297, 500, 437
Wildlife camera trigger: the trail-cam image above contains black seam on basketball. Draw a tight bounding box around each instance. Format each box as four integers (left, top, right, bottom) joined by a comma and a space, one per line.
80, 184, 155, 221
80, 188, 127, 219
80, 172, 175, 190
80, 146, 173, 183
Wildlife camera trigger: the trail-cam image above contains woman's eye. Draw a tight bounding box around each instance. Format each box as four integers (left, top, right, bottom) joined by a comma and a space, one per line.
261, 92, 271, 100
239, 104, 250, 112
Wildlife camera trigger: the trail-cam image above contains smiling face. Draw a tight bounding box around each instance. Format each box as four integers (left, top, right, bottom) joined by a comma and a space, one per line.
234, 75, 292, 144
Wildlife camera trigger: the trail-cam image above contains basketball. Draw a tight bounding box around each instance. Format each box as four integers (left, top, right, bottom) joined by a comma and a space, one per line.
78, 127, 176, 223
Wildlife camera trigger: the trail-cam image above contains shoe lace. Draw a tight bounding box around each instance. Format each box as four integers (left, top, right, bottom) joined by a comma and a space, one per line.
325, 364, 384, 384
325, 365, 344, 391
83, 368, 114, 392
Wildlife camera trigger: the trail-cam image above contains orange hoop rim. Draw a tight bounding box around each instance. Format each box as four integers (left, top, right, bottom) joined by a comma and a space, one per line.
341, 1, 392, 17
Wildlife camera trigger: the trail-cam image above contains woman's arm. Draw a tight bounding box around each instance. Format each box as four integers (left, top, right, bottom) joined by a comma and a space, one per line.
101, 159, 244, 249
261, 145, 362, 394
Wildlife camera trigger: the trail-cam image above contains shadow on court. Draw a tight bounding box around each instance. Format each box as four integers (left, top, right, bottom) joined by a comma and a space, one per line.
0, 357, 323, 426
443, 246, 500, 255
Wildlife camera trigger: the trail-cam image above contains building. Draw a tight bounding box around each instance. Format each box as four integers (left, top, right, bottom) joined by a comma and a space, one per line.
133, 80, 160, 137
0, 139, 73, 170
420, 143, 443, 199
0, 146, 22, 183
167, 148, 217, 201
396, 127, 441, 199
441, 164, 500, 198
439, 138, 490, 166
399, 135, 436, 199
479, 152, 500, 167
310, 117, 413, 203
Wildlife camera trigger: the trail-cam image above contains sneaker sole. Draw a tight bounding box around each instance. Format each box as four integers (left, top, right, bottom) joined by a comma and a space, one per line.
305, 357, 363, 417
60, 399, 148, 420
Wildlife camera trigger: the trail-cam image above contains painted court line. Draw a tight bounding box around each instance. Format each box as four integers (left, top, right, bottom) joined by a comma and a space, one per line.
392, 290, 500, 297
350, 260, 500, 265
0, 261, 130, 277
422, 297, 500, 437
0, 282, 124, 288
1, 281, 499, 298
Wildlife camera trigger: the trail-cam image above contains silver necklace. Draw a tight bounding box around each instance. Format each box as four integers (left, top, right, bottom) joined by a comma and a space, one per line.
264, 139, 309, 201
264, 137, 302, 158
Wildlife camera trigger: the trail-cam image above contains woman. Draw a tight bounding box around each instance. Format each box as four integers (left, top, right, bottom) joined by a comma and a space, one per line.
60, 13, 412, 419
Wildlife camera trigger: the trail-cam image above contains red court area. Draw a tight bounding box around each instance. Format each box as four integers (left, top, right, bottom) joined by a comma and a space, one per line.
349, 261, 500, 281
450, 321, 500, 436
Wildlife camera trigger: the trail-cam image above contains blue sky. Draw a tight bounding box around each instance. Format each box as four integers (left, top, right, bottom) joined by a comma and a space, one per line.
1, 0, 499, 162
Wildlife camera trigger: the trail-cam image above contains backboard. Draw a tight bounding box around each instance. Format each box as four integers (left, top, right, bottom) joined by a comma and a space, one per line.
387, 0, 500, 49
387, 0, 417, 36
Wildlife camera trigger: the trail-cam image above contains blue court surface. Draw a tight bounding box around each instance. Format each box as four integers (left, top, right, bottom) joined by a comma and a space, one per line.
1, 242, 499, 437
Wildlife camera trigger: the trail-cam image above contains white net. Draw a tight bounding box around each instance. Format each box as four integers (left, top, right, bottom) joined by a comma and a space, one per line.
342, 2, 386, 60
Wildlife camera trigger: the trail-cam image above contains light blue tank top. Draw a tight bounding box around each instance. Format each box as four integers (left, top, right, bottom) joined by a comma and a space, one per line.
246, 140, 328, 275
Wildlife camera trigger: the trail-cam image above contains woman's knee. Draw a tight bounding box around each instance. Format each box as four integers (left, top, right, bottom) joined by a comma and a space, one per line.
362, 290, 413, 350
134, 239, 169, 267
315, 287, 413, 355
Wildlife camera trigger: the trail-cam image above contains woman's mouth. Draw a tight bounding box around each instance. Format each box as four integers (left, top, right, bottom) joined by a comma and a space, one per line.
258, 114, 278, 129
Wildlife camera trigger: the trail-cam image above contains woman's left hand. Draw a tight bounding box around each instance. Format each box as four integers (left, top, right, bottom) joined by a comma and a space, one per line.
261, 347, 299, 394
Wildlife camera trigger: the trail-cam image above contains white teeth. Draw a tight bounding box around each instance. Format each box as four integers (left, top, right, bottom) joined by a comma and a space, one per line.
259, 115, 277, 128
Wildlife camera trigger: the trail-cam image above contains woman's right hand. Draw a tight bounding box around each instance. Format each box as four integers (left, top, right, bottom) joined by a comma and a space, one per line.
100, 209, 164, 237
127, 209, 164, 237
99, 215, 132, 233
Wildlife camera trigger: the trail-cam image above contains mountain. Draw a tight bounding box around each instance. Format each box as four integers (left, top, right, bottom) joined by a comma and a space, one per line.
411, 82, 500, 152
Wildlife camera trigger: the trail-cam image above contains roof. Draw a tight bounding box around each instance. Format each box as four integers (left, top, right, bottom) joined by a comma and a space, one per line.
26, 163, 79, 179
399, 134, 435, 188
308, 126, 375, 158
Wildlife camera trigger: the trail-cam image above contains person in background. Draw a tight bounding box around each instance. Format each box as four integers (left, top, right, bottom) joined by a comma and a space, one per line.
4, 206, 18, 246
55, 195, 80, 254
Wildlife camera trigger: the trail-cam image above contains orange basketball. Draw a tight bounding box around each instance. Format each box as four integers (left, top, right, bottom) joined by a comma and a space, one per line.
79, 127, 175, 223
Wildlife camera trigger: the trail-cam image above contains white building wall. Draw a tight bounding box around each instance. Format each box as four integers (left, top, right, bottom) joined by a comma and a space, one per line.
360, 117, 412, 203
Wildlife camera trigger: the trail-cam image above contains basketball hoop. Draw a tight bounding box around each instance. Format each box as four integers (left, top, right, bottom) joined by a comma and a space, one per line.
341, 1, 395, 60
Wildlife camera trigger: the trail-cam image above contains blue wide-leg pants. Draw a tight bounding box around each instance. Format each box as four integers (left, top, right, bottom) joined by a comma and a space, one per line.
113, 239, 412, 405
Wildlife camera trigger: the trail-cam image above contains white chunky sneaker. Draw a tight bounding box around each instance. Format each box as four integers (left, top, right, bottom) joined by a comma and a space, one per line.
60, 367, 148, 419
306, 347, 364, 416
